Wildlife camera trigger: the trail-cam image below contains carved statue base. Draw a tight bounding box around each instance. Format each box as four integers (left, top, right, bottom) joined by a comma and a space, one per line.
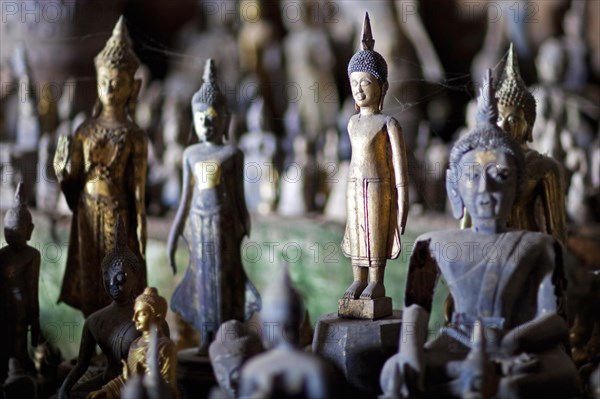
338, 297, 392, 320
312, 311, 401, 398
176, 349, 217, 399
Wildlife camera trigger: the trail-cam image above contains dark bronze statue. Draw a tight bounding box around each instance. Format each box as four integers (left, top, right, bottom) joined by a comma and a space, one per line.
380, 71, 578, 399
167, 59, 260, 355
0, 183, 40, 381
339, 12, 409, 320
53, 16, 148, 317
87, 287, 177, 399
58, 218, 151, 399
238, 266, 340, 399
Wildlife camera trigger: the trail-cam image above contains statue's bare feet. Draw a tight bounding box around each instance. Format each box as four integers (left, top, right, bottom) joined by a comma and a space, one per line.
343, 280, 368, 299
360, 281, 385, 299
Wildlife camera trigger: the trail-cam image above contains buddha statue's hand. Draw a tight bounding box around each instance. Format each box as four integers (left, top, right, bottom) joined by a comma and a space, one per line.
500, 353, 540, 376
167, 235, 178, 275
136, 215, 146, 255
54, 135, 71, 180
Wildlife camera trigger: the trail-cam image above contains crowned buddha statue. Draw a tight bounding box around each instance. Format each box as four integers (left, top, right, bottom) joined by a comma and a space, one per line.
87, 288, 177, 399
167, 59, 260, 355
0, 183, 40, 381
53, 16, 148, 317
496, 43, 566, 244
339, 13, 409, 319
379, 70, 578, 399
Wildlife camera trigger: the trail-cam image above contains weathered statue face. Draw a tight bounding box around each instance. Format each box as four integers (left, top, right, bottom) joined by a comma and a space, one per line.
3, 215, 33, 247
193, 106, 223, 143
350, 71, 382, 110
103, 263, 135, 303
458, 148, 517, 226
133, 302, 157, 332
497, 105, 528, 144
97, 66, 132, 109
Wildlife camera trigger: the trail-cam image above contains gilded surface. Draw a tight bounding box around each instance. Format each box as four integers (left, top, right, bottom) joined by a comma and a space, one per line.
508, 149, 566, 243
55, 121, 148, 316
53, 17, 148, 316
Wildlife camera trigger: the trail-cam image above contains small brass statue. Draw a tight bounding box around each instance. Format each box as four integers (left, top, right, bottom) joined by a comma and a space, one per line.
53, 16, 148, 317
88, 287, 177, 399
339, 12, 409, 319
0, 183, 40, 380
167, 59, 260, 355
379, 71, 578, 399
58, 218, 164, 399
238, 267, 340, 399
496, 43, 566, 244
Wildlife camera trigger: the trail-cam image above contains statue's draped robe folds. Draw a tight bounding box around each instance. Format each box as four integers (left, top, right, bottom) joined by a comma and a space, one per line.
101, 336, 176, 398
509, 149, 566, 243
342, 115, 401, 266
59, 121, 147, 316
171, 146, 260, 333
403, 229, 578, 397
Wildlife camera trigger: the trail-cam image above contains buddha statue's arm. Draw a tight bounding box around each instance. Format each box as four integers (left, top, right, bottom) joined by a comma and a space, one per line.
27, 250, 41, 346
501, 241, 569, 354
541, 166, 567, 243
235, 148, 251, 237
132, 130, 148, 256
387, 117, 409, 234
54, 128, 84, 211
58, 321, 97, 399
90, 373, 125, 399
158, 339, 178, 387
167, 152, 193, 274
404, 238, 438, 313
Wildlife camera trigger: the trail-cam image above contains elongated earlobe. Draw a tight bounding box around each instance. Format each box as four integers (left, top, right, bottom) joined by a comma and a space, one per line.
446, 170, 464, 219
379, 82, 389, 112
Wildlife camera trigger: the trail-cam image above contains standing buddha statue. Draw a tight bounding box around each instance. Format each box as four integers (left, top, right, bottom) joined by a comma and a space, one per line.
167, 59, 260, 354
339, 12, 409, 319
53, 16, 148, 316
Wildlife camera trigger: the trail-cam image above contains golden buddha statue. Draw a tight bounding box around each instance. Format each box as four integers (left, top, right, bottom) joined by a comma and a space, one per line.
339, 13, 409, 319
54, 16, 148, 316
496, 43, 566, 243
88, 287, 178, 399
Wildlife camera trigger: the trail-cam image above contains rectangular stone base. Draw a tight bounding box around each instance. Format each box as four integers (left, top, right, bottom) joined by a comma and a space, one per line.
338, 296, 392, 320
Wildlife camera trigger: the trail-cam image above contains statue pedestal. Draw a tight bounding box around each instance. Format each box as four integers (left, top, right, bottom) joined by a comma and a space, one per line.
338, 297, 393, 319
176, 349, 217, 399
312, 311, 402, 398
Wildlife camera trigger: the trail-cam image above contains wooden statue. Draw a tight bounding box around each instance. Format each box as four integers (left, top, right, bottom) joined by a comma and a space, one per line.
53, 16, 148, 317
0, 183, 40, 381
58, 218, 155, 399
496, 43, 566, 244
167, 59, 260, 355
238, 267, 340, 398
88, 287, 177, 399
380, 70, 578, 399
339, 13, 408, 319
